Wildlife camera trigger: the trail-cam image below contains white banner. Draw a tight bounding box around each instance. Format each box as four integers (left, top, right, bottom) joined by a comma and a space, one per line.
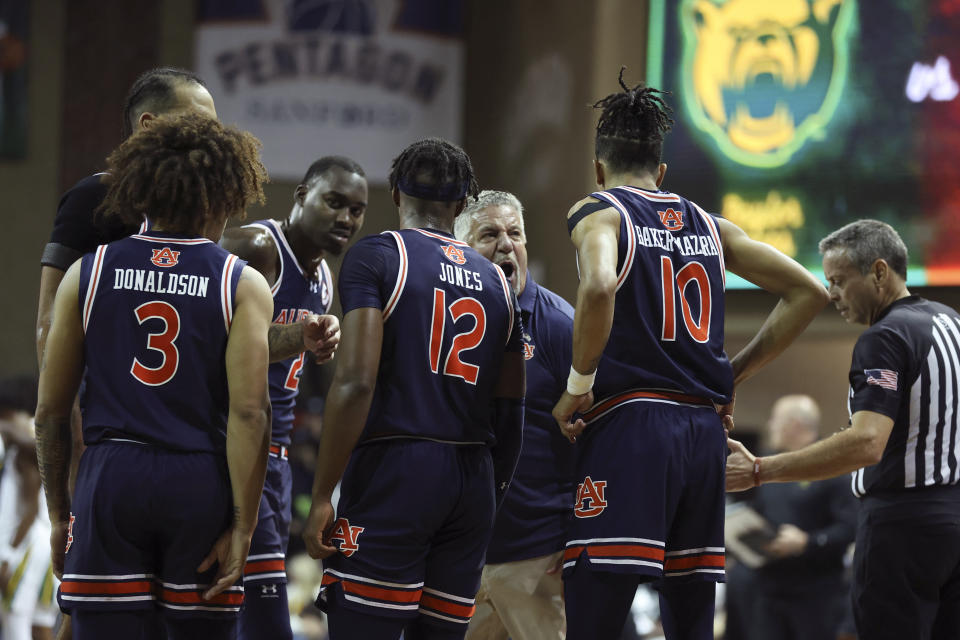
194, 0, 463, 183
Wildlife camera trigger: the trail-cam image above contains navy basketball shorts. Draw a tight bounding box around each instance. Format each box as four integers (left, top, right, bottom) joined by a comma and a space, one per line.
244, 447, 292, 585
318, 440, 496, 631
562, 400, 726, 583
57, 441, 241, 618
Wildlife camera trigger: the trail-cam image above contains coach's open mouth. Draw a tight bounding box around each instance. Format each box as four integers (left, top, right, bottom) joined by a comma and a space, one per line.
498, 260, 515, 279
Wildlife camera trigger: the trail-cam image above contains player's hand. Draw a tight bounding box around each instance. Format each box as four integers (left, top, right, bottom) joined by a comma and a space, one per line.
50, 518, 69, 580
715, 391, 736, 433
198, 526, 253, 600
303, 314, 341, 364
303, 498, 338, 559
765, 523, 809, 558
552, 390, 594, 443
725, 437, 757, 492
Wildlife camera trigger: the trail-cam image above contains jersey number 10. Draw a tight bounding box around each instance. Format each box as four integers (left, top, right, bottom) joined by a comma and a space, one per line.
428, 288, 486, 385
660, 256, 711, 344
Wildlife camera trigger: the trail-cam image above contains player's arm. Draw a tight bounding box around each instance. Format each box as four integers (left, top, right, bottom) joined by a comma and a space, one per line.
727, 410, 894, 491
304, 306, 383, 558
552, 199, 620, 441
489, 296, 526, 506
221, 227, 340, 363
199, 265, 273, 599
35, 261, 86, 577
717, 217, 830, 386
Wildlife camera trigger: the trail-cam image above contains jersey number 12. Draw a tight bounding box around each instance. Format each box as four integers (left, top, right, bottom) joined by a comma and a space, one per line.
428, 288, 486, 385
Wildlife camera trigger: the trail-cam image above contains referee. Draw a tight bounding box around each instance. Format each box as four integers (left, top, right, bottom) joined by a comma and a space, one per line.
726, 219, 960, 640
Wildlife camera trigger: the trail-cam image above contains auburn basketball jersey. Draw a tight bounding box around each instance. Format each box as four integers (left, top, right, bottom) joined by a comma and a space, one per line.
243, 219, 333, 444
78, 231, 246, 453
338, 228, 523, 444
588, 186, 733, 404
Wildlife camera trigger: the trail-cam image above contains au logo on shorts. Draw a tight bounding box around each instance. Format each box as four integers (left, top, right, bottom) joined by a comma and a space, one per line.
150, 247, 181, 268
522, 343, 535, 360
329, 517, 364, 557
574, 476, 608, 518
65, 513, 76, 553
441, 244, 467, 265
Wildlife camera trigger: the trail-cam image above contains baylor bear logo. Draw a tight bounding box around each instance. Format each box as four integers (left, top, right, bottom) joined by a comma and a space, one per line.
680, 0, 855, 167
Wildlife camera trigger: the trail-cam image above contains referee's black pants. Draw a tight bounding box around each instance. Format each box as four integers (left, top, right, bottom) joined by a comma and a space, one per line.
853, 494, 960, 640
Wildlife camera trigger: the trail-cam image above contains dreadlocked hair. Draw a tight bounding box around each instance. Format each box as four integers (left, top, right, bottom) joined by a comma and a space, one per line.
99, 113, 268, 236
593, 66, 674, 173
388, 137, 480, 203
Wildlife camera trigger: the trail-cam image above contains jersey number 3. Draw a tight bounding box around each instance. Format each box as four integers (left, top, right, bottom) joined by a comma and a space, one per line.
130, 301, 181, 386
428, 288, 486, 385
660, 256, 711, 343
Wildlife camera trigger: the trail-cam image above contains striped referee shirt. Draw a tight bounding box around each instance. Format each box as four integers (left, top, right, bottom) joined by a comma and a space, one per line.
848, 296, 960, 497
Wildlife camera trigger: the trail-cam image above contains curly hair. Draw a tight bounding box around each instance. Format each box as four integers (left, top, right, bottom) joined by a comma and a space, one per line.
388, 137, 479, 203
99, 113, 267, 236
593, 67, 674, 173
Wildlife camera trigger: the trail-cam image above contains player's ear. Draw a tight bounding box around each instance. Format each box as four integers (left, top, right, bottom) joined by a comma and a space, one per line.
294, 183, 307, 206
594, 159, 605, 187
656, 163, 668, 187
391, 186, 401, 207
453, 198, 467, 217
138, 111, 157, 131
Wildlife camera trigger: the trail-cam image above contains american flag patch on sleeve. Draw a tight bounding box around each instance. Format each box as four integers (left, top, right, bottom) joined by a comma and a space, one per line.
864, 369, 898, 391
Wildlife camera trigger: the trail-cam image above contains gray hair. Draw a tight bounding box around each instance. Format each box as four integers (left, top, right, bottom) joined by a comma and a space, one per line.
454, 190, 525, 242
819, 219, 908, 280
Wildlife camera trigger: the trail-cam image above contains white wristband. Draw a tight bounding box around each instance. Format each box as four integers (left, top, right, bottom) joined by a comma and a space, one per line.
566, 366, 596, 396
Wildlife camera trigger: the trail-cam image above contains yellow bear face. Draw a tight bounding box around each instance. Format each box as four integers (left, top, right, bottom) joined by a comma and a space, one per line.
679, 0, 855, 166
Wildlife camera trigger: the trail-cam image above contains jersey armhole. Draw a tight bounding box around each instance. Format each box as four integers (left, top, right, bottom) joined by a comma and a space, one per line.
382, 231, 408, 320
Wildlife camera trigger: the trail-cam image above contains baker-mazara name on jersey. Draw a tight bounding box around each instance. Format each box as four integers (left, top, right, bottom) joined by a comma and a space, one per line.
438, 263, 484, 291
634, 224, 719, 258
112, 268, 211, 298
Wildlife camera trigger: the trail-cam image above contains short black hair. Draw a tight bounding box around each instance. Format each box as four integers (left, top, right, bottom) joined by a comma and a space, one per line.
0, 376, 37, 416
593, 67, 674, 174
301, 156, 366, 186
388, 137, 479, 203
122, 67, 207, 139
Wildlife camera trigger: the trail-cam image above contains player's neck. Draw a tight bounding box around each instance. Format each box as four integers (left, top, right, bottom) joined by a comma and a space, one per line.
398, 210, 454, 234
603, 171, 660, 191
282, 218, 325, 276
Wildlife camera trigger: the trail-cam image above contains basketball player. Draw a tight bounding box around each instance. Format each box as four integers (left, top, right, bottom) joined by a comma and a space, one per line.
220, 155, 368, 640
35, 113, 273, 639
36, 67, 332, 444
302, 138, 525, 640
0, 377, 58, 640
553, 71, 830, 640
455, 191, 574, 640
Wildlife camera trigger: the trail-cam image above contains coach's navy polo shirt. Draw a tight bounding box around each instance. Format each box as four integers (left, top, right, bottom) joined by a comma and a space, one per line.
486, 273, 578, 564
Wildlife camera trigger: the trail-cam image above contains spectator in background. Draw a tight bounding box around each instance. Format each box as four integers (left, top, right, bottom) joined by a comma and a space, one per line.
725, 395, 856, 640
0, 376, 58, 640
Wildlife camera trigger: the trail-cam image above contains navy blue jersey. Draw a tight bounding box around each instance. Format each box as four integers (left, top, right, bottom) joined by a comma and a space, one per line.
78, 231, 245, 454
338, 228, 523, 444
848, 296, 960, 497
486, 275, 577, 564
244, 219, 333, 445
585, 186, 733, 405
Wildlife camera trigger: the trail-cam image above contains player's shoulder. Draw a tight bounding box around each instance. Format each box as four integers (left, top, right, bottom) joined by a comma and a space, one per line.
57, 173, 109, 214
221, 221, 278, 261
